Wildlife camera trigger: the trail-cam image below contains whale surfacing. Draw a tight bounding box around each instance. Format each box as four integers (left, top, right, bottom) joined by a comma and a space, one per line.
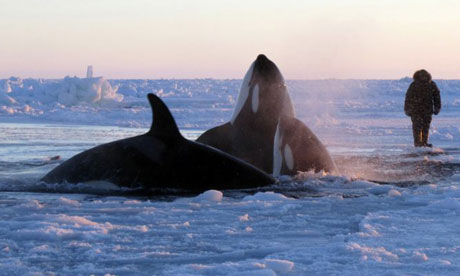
197, 54, 337, 175
41, 94, 275, 192
273, 116, 338, 176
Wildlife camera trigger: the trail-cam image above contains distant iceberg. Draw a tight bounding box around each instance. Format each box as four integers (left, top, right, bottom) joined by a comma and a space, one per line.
0, 66, 123, 108
48, 66, 123, 106
53, 75, 123, 106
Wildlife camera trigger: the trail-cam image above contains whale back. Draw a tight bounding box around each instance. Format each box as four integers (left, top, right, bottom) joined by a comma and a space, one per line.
41, 93, 275, 192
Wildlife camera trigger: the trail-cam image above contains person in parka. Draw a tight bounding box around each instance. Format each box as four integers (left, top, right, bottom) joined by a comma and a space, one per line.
404, 69, 441, 147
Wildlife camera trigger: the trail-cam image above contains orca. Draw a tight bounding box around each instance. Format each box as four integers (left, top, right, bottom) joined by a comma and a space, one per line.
197, 54, 337, 175
273, 116, 338, 176
41, 93, 275, 192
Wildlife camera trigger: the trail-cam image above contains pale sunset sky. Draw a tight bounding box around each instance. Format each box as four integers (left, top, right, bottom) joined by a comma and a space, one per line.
1, 0, 460, 79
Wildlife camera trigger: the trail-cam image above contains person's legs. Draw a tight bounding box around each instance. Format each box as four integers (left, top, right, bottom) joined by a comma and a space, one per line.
411, 116, 423, 147
421, 116, 432, 147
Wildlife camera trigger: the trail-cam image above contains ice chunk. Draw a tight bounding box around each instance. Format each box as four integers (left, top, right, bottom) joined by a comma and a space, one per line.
54, 76, 123, 106
3, 80, 12, 93
239, 214, 249, 221
388, 189, 402, 197
0, 93, 17, 105
243, 192, 293, 201
264, 259, 295, 273
412, 251, 429, 262
194, 190, 223, 202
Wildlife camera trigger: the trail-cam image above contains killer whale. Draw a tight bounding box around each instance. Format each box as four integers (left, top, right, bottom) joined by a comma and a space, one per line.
273, 116, 338, 176
198, 54, 294, 173
41, 93, 275, 192
197, 54, 337, 175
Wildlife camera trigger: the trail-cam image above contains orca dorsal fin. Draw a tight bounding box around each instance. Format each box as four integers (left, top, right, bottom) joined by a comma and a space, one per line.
146, 93, 182, 139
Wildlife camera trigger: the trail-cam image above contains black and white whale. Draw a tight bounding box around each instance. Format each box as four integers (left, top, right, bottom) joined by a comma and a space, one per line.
197, 54, 337, 175
41, 93, 275, 192
273, 116, 337, 176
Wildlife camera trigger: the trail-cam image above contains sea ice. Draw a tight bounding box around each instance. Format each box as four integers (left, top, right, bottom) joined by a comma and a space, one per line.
0, 77, 460, 275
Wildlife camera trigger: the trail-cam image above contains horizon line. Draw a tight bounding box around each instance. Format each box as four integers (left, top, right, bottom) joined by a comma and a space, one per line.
4, 76, 460, 81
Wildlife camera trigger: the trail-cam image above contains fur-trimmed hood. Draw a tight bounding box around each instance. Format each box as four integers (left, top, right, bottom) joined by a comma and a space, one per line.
413, 69, 432, 83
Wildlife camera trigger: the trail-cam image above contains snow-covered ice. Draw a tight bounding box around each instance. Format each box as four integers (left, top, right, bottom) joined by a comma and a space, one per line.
0, 76, 460, 275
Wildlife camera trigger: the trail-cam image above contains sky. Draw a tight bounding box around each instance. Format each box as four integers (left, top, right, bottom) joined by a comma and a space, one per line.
1, 0, 460, 79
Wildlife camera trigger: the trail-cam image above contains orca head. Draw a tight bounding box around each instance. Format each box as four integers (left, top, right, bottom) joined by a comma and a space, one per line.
273, 116, 339, 176
230, 54, 295, 126
252, 54, 284, 86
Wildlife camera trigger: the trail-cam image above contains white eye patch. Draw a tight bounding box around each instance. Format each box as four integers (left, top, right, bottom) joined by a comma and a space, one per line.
230, 62, 254, 124
273, 122, 282, 177
284, 144, 294, 171
251, 84, 259, 113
